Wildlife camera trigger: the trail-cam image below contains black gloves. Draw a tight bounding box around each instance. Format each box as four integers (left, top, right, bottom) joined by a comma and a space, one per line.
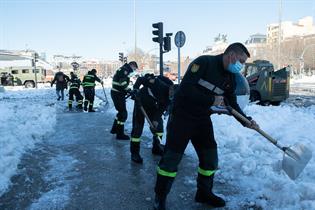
129, 89, 139, 100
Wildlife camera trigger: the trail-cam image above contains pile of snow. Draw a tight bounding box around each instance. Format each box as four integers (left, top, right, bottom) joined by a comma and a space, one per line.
95, 80, 315, 209
0, 87, 56, 195
184, 104, 315, 209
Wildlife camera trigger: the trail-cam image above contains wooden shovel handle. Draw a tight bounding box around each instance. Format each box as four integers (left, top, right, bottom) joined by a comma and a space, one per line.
227, 106, 281, 149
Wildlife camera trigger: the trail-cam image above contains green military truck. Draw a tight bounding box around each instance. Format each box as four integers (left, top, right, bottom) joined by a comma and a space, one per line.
243, 60, 290, 105
0, 66, 47, 88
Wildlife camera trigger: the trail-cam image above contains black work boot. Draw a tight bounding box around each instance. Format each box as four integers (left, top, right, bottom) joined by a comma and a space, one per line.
83, 101, 89, 112
68, 104, 72, 111
110, 119, 118, 134
195, 174, 225, 207
130, 141, 143, 164
152, 136, 164, 156
77, 104, 83, 109
153, 195, 166, 210
154, 174, 175, 210
116, 124, 130, 140
88, 104, 95, 112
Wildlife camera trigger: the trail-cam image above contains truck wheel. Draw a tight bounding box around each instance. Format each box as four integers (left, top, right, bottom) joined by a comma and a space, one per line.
271, 101, 281, 106
25, 81, 35, 88
250, 91, 260, 103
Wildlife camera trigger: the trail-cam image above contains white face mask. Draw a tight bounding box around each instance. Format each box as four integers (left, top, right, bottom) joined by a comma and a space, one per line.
128, 71, 136, 78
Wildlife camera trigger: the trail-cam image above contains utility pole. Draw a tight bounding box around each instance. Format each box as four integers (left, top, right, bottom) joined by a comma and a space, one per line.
278, 0, 283, 69
134, 0, 137, 62
32, 53, 39, 89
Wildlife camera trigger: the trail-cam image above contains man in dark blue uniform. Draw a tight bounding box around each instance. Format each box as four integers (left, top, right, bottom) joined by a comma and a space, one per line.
82, 69, 103, 112
153, 43, 259, 210
129, 74, 174, 164
110, 61, 138, 140
68, 72, 83, 110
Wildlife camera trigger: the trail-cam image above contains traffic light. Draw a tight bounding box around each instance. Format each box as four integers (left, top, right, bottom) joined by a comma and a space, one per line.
34, 53, 39, 62
123, 57, 127, 63
152, 22, 163, 43
164, 33, 173, 52
119, 52, 124, 62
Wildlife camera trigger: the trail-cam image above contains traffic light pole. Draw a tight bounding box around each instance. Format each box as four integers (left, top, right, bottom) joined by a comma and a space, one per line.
33, 53, 38, 89
159, 42, 163, 76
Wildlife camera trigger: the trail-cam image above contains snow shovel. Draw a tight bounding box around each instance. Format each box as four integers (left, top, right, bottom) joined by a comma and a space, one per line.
138, 105, 163, 143
226, 106, 312, 180
101, 83, 109, 105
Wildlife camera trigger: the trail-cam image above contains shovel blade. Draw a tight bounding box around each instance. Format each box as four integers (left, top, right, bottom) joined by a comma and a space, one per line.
282, 143, 312, 180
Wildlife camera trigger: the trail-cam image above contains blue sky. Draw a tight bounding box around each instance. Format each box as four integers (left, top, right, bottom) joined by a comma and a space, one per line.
0, 0, 314, 61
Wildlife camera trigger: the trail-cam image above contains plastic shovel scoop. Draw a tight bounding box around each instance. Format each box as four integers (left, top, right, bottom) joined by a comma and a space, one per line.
227, 106, 312, 180
282, 144, 312, 180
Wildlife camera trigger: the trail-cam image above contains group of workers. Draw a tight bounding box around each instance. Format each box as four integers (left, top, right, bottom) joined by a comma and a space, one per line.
109, 43, 260, 210
51, 42, 260, 210
51, 68, 103, 112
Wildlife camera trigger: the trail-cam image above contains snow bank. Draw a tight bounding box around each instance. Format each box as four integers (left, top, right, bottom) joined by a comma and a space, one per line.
183, 104, 315, 209
0, 87, 56, 195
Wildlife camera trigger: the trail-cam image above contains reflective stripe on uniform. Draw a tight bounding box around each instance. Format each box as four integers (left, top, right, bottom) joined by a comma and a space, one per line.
84, 75, 94, 78
112, 81, 127, 86
131, 137, 140, 142
68, 100, 73, 105
117, 121, 124, 125
155, 132, 163, 137
198, 79, 224, 95
198, 167, 216, 176
111, 88, 122, 92
78, 100, 83, 104
157, 167, 177, 178
82, 82, 95, 87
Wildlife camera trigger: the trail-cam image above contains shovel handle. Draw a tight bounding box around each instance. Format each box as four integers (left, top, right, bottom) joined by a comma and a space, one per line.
101, 84, 109, 104
139, 105, 162, 142
228, 107, 284, 151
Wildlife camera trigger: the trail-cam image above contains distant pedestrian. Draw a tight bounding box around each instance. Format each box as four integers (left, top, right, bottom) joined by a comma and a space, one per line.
1, 73, 7, 86
51, 71, 70, 100
6, 73, 14, 86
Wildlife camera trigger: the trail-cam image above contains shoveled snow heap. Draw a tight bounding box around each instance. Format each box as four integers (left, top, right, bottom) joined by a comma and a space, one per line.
0, 86, 56, 195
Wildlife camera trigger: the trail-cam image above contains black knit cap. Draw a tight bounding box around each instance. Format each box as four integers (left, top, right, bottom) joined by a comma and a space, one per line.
128, 61, 138, 69
224, 42, 250, 58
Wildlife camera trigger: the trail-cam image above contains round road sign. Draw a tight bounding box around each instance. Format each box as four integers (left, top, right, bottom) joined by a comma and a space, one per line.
175, 31, 186, 48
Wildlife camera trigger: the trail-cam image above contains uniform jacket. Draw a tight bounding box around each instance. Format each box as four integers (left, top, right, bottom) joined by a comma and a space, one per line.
112, 63, 133, 93
69, 76, 81, 89
174, 54, 249, 121
82, 72, 101, 88
136, 75, 171, 120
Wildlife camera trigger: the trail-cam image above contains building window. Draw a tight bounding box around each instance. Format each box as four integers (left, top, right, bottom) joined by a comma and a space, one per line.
32, 69, 40, 73
11, 70, 19, 74
22, 69, 29, 73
